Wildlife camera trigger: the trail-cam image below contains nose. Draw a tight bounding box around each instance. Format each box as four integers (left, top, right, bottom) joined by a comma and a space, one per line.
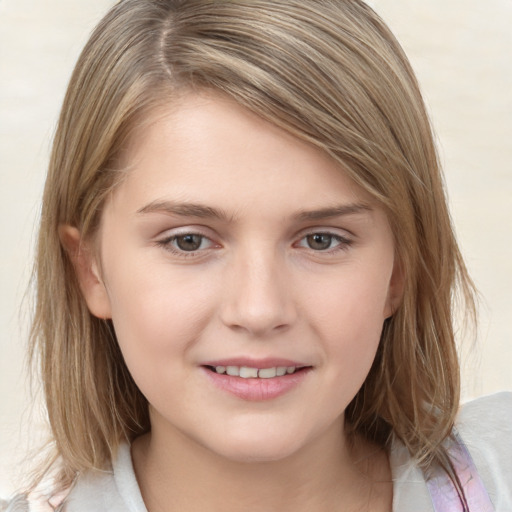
219, 250, 297, 337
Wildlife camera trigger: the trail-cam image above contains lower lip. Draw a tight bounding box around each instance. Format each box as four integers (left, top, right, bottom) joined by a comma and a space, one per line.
202, 367, 311, 401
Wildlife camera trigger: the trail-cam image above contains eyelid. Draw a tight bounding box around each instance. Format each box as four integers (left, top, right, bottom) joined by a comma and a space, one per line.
294, 225, 354, 240
154, 224, 218, 242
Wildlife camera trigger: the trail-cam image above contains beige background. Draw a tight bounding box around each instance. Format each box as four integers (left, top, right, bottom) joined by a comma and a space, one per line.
1, 0, 511, 495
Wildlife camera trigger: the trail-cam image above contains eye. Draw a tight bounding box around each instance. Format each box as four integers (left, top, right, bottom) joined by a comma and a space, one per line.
156, 232, 217, 255
305, 234, 336, 250
174, 234, 206, 252
296, 232, 352, 252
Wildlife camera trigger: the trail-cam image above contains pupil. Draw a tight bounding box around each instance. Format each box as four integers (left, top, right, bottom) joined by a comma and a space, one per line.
308, 234, 332, 250
177, 235, 202, 251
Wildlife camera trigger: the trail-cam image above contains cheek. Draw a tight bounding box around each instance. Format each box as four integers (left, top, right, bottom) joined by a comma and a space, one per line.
304, 266, 391, 380
307, 265, 391, 335
103, 254, 218, 363
103, 266, 220, 409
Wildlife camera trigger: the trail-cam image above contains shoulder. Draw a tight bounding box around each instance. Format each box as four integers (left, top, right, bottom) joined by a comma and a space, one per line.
0, 489, 68, 512
457, 390, 512, 427
456, 391, 512, 510
63, 468, 119, 511
0, 466, 70, 512
2, 443, 146, 512
390, 392, 512, 511
457, 391, 512, 447
63, 443, 146, 512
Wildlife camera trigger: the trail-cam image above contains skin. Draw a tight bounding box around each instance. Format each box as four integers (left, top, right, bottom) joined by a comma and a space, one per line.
62, 92, 401, 511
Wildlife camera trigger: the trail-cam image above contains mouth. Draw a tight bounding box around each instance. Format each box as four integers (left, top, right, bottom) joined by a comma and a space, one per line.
203, 365, 309, 379
201, 361, 313, 401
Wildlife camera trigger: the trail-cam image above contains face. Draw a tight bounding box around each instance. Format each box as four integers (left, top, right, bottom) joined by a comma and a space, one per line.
72, 93, 401, 463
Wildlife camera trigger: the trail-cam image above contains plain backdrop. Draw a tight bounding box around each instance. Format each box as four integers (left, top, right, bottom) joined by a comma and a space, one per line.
1, 0, 511, 496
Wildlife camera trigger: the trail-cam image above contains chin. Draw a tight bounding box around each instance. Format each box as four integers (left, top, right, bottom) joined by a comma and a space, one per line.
202, 429, 309, 464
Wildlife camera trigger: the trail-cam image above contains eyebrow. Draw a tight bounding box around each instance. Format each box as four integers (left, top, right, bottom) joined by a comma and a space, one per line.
294, 203, 372, 221
137, 200, 372, 222
137, 200, 231, 221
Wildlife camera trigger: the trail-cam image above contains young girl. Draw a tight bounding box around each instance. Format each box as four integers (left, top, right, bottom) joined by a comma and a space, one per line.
3, 0, 511, 510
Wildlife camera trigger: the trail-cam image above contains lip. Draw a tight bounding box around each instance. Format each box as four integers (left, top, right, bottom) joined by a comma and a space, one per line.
202, 357, 307, 369
200, 358, 312, 402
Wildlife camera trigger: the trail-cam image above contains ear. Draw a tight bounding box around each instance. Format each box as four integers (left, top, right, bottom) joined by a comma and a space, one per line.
59, 225, 112, 319
384, 257, 405, 319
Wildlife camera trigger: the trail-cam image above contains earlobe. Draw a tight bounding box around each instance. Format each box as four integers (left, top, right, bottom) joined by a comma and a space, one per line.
59, 225, 112, 319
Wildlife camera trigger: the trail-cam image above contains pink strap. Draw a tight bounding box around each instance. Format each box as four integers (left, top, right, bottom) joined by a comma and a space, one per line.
427, 431, 494, 512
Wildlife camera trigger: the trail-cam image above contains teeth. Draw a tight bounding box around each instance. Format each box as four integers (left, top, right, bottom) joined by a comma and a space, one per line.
212, 365, 298, 378
226, 366, 239, 376
239, 366, 258, 378
258, 367, 277, 379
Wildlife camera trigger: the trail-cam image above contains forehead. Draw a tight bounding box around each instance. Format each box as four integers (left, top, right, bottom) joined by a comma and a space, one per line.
111, 92, 377, 217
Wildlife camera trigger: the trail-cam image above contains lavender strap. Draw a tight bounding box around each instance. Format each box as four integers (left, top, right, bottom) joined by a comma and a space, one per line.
427, 431, 495, 512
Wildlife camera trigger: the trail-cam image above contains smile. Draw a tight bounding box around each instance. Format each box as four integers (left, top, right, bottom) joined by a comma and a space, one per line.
202, 362, 312, 401
208, 365, 299, 378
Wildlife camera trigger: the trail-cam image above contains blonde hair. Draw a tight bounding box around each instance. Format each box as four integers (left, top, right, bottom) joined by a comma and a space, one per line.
31, 0, 475, 487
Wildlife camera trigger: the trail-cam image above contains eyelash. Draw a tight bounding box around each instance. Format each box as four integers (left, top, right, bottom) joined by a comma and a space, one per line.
155, 231, 353, 258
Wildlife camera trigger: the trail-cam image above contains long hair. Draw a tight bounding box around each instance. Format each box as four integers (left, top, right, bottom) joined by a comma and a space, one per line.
30, 0, 476, 488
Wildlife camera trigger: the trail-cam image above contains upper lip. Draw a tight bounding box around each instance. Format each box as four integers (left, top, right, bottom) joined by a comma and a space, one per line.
201, 357, 309, 369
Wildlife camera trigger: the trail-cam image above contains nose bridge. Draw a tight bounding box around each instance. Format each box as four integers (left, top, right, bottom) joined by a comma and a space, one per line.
221, 242, 295, 336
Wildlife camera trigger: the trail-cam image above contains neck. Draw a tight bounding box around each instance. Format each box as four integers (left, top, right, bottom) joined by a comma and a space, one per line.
131, 418, 392, 512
